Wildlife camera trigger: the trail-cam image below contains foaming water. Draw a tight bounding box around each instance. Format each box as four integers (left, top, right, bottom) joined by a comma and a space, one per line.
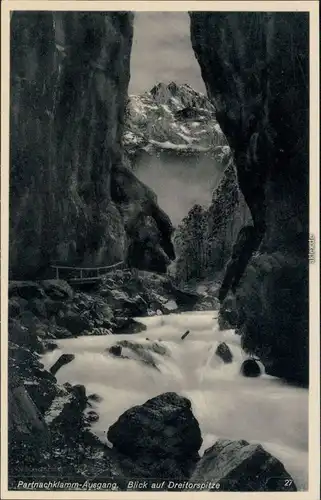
41, 311, 308, 489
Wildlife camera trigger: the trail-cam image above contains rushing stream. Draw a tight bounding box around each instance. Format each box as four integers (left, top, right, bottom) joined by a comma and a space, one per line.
41, 310, 308, 489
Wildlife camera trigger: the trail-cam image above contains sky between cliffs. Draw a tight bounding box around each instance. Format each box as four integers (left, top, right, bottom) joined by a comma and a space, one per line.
129, 12, 206, 95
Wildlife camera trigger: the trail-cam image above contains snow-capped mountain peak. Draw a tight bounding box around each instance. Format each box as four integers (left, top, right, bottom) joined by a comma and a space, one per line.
124, 82, 230, 159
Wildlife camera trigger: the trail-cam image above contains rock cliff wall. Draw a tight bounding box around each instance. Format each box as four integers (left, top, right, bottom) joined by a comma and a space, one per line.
10, 12, 174, 279
190, 12, 309, 383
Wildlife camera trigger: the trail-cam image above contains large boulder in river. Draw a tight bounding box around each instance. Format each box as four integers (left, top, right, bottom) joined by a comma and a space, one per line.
107, 392, 202, 479
190, 438, 297, 491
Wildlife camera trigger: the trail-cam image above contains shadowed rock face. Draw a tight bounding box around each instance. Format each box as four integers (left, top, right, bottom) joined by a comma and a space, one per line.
10, 12, 174, 279
190, 11, 309, 261
189, 12, 309, 384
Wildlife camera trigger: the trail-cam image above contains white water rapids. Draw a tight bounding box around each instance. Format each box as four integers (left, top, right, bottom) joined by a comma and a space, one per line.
41, 310, 308, 489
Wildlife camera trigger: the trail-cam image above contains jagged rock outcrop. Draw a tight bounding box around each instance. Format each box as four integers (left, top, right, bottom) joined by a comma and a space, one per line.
190, 438, 296, 491
190, 12, 309, 384
207, 165, 252, 276
10, 12, 174, 279
107, 392, 202, 480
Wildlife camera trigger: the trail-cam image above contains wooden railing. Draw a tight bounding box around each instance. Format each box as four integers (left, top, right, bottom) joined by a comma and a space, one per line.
50, 260, 125, 283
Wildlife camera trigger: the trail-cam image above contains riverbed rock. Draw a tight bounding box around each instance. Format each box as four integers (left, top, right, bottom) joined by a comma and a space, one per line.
86, 410, 100, 423
117, 339, 169, 359
88, 393, 103, 403
189, 438, 297, 491
215, 342, 233, 363
240, 359, 261, 378
107, 392, 202, 479
109, 345, 122, 357
108, 340, 159, 370
113, 317, 147, 334
50, 354, 75, 376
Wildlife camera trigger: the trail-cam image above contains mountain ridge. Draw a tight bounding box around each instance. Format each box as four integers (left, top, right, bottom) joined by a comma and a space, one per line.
124, 82, 231, 162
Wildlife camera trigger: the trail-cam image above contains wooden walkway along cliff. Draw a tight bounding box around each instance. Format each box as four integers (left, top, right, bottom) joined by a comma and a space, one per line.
50, 260, 125, 285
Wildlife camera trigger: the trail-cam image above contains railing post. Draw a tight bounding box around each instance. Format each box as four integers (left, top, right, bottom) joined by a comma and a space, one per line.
80, 269, 83, 279
56, 267, 59, 280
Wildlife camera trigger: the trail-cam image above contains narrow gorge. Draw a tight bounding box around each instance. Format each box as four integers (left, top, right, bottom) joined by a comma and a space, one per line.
8, 11, 309, 493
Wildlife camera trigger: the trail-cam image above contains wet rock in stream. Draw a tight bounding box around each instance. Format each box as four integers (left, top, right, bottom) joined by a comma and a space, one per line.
107, 392, 202, 481
240, 359, 262, 378
50, 354, 75, 376
215, 342, 233, 363
190, 438, 297, 491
